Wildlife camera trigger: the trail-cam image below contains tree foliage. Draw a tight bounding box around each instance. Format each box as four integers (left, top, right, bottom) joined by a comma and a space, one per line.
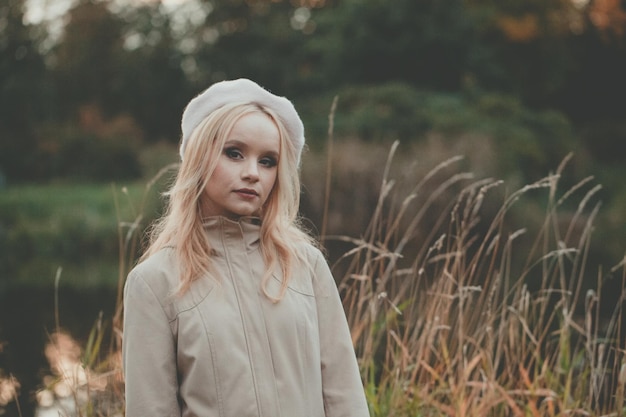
310, 0, 473, 90
53, 1, 126, 118
112, 3, 191, 141
1, 0, 625, 182
0, 0, 48, 181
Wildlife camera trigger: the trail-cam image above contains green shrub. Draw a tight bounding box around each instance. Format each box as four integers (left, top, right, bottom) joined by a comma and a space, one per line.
299, 83, 432, 143
300, 84, 583, 189
47, 132, 142, 181
0, 182, 161, 288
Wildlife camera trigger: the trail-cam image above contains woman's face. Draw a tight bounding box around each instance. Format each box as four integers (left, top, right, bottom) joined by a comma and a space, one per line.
200, 111, 280, 220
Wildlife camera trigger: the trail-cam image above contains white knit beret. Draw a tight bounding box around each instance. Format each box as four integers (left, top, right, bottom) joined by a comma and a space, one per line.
180, 78, 305, 165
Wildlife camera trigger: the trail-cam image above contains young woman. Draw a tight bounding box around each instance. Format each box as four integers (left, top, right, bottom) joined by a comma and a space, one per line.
122, 79, 370, 417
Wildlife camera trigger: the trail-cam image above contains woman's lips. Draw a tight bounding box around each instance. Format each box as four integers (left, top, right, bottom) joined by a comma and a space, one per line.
234, 189, 258, 198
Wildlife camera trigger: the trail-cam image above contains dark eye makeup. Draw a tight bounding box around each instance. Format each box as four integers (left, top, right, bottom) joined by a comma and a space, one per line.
259, 156, 278, 168
224, 146, 278, 168
225, 147, 243, 159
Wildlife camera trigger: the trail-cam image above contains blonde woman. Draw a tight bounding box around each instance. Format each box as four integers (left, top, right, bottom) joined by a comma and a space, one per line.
122, 79, 369, 417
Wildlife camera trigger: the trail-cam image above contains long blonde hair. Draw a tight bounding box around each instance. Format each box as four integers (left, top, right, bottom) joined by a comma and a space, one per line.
143, 102, 314, 300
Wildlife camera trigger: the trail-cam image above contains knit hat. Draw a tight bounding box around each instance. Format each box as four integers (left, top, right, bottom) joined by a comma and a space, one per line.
180, 78, 305, 165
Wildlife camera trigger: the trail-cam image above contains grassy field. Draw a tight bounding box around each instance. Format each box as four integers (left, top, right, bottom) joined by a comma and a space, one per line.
0, 180, 166, 288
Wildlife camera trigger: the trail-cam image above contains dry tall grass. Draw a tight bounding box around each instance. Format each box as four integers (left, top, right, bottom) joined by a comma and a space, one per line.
332, 143, 626, 416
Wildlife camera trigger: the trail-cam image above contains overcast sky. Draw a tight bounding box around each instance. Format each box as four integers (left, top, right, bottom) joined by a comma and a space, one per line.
24, 0, 191, 24
22, 0, 206, 52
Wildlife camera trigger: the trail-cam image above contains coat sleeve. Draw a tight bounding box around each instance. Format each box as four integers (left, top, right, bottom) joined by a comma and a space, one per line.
312, 250, 371, 417
123, 268, 181, 417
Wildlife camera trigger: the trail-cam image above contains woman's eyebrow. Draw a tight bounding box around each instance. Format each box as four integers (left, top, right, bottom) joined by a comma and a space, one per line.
224, 139, 246, 148
264, 149, 280, 159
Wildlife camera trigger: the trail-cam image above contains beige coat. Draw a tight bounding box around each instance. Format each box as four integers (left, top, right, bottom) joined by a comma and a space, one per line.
123, 217, 369, 417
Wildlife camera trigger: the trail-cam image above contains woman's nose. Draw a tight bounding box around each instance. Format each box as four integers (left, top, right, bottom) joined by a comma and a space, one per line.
242, 160, 259, 181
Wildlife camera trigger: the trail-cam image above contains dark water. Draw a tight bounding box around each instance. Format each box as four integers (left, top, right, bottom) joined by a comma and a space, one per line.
0, 286, 117, 417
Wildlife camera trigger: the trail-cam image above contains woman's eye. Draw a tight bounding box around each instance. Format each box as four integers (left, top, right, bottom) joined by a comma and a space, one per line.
260, 157, 277, 168
225, 148, 243, 159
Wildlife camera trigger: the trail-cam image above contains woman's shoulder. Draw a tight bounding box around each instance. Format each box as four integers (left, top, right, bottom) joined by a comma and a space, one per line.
130, 247, 177, 275
125, 248, 217, 317
294, 238, 326, 263
125, 248, 179, 300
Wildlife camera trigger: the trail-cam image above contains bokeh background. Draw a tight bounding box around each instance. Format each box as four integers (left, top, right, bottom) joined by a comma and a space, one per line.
1, 0, 625, 415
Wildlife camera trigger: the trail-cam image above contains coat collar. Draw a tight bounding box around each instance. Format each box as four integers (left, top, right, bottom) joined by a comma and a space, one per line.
202, 216, 261, 253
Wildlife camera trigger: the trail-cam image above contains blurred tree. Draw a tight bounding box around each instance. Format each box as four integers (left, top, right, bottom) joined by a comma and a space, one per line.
309, 0, 473, 91
191, 0, 322, 94
52, 0, 126, 119
114, 3, 191, 142
555, 0, 626, 122
0, 0, 623, 182
0, 0, 48, 182
462, 0, 581, 108
464, 0, 626, 129
588, 0, 626, 40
